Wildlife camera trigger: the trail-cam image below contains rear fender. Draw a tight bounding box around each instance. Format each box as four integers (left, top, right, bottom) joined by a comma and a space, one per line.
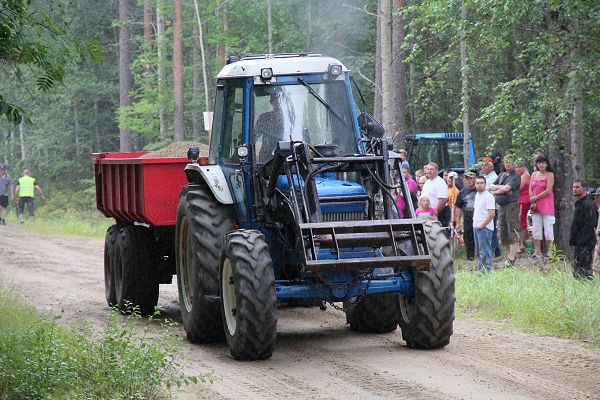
184, 164, 234, 204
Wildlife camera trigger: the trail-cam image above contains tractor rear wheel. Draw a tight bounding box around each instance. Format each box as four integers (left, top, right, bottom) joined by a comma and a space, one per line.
114, 225, 159, 315
176, 183, 234, 343
398, 220, 455, 349
104, 225, 118, 307
343, 293, 400, 333
220, 230, 277, 360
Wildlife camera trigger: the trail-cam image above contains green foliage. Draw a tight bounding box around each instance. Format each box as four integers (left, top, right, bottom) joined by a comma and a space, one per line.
455, 268, 600, 345
0, 288, 212, 399
0, 0, 103, 124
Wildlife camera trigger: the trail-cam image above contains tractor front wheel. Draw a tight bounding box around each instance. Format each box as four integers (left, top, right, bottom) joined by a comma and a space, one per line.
220, 230, 277, 360
398, 220, 455, 349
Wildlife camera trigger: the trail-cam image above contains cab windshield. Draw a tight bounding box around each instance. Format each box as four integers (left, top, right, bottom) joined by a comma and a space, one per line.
252, 80, 357, 163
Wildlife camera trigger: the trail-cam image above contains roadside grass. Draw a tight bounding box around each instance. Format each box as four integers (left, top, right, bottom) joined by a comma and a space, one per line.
4, 209, 111, 238
0, 287, 210, 399
455, 258, 600, 346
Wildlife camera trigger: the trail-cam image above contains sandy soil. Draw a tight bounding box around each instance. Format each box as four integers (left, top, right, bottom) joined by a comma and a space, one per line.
1, 224, 599, 400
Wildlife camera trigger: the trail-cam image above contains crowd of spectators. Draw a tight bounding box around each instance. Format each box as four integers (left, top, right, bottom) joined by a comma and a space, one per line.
393, 150, 599, 279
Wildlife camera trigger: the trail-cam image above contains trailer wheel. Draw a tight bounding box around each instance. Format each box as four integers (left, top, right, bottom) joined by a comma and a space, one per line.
114, 225, 159, 315
176, 183, 234, 343
220, 230, 277, 360
343, 293, 400, 333
399, 220, 455, 349
104, 225, 118, 307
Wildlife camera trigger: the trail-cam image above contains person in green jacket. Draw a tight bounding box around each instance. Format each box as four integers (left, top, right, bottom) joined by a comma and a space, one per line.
14, 169, 45, 223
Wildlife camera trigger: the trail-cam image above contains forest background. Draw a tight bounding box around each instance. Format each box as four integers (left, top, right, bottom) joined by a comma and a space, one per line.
1, 0, 599, 252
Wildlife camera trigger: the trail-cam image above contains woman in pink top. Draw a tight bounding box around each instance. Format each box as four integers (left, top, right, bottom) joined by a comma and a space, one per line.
515, 160, 531, 247
528, 155, 555, 259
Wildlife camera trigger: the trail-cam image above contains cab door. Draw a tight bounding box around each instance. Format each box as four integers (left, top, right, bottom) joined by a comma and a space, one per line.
217, 79, 252, 226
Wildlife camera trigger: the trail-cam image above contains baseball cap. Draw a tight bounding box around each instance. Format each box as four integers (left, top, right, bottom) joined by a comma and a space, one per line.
464, 171, 476, 178
448, 171, 459, 179
593, 188, 600, 196
479, 156, 494, 165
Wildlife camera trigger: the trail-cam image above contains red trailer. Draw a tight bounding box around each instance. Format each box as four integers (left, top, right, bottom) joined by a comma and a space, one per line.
93, 152, 190, 314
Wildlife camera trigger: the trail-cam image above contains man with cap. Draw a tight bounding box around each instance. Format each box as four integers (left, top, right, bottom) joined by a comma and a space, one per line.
454, 171, 477, 260
0, 164, 13, 225
490, 156, 521, 266
569, 179, 598, 279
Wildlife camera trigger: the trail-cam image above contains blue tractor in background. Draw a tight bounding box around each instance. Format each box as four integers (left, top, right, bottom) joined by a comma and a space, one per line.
405, 132, 476, 173
176, 54, 455, 360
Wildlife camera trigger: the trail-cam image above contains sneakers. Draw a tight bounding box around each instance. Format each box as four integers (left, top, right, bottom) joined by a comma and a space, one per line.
529, 253, 543, 262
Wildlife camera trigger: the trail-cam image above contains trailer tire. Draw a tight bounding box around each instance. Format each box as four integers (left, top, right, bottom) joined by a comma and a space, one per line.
114, 225, 159, 315
398, 220, 455, 349
176, 183, 234, 344
220, 230, 277, 360
343, 293, 400, 333
104, 225, 118, 307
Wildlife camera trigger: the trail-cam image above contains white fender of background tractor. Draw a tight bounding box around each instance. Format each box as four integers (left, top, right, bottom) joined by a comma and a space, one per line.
185, 164, 234, 204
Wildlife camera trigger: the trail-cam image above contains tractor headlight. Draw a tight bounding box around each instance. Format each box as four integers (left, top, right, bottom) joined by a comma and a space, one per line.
328, 64, 342, 77
261, 68, 273, 80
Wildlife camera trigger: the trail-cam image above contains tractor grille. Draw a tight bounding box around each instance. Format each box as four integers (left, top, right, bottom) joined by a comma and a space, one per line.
322, 211, 364, 222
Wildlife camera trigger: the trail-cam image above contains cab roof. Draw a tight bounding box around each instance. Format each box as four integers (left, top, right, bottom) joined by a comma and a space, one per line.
216, 53, 349, 79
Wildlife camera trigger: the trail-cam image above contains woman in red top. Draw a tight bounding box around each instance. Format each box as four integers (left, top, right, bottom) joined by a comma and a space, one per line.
515, 159, 531, 249
529, 155, 555, 259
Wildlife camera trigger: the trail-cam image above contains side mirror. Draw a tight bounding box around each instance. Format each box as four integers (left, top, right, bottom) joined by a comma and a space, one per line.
357, 113, 384, 139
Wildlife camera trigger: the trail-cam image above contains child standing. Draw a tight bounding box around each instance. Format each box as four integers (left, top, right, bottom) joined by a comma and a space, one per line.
416, 195, 438, 221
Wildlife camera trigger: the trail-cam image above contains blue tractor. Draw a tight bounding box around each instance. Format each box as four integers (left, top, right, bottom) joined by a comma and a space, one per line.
176, 54, 455, 360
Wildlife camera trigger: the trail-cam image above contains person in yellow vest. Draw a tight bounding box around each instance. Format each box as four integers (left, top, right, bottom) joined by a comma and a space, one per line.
14, 169, 45, 223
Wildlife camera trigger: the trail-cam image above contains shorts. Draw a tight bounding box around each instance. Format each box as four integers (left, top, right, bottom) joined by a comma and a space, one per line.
498, 202, 520, 245
531, 213, 555, 240
0, 195, 8, 208
519, 202, 530, 230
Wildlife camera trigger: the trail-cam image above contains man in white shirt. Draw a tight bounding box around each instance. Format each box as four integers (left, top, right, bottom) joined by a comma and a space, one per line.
479, 156, 501, 257
473, 176, 496, 272
422, 162, 449, 226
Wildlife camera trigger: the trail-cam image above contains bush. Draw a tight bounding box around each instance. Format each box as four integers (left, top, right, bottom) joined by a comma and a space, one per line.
0, 289, 212, 399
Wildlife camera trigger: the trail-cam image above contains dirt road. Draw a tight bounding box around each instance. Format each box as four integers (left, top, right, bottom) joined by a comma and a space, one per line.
1, 224, 599, 399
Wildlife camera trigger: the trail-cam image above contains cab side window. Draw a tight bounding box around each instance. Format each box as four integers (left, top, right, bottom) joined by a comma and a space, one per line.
221, 84, 244, 164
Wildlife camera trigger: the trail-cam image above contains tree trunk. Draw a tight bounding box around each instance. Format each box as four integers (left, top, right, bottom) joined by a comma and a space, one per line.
374, 0, 382, 121
460, 0, 471, 170
391, 0, 406, 150
192, 28, 202, 137
216, 0, 228, 62
74, 103, 80, 157
19, 123, 26, 160
119, 0, 133, 151
267, 0, 273, 53
156, 1, 167, 140
192, 0, 211, 113
143, 0, 153, 86
306, 0, 312, 51
172, 0, 185, 142
380, 0, 394, 138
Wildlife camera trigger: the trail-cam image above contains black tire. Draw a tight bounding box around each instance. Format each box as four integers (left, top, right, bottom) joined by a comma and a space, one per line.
114, 225, 159, 315
220, 230, 277, 360
104, 225, 118, 307
343, 293, 400, 333
399, 220, 455, 349
176, 183, 234, 343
